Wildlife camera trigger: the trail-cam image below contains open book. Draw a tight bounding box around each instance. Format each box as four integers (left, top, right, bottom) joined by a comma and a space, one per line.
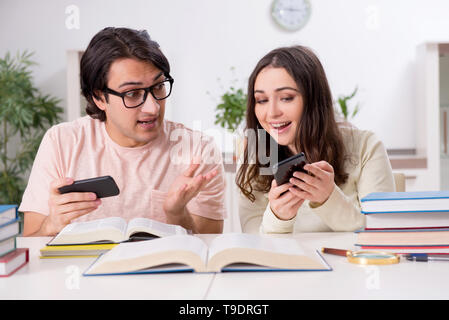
48, 217, 188, 245
83, 233, 331, 275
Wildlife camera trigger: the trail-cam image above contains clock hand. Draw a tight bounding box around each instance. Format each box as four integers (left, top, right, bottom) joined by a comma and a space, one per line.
282, 8, 302, 12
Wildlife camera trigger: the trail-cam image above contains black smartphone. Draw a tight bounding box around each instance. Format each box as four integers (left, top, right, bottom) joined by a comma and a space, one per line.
58, 175, 120, 198
271, 152, 309, 186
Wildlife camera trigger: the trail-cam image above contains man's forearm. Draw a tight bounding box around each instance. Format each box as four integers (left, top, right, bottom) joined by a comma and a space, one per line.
23, 213, 51, 237
164, 207, 223, 234
165, 207, 198, 233
23, 221, 50, 237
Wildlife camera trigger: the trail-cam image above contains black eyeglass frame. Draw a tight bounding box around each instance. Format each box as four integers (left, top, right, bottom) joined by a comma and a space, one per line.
103, 76, 174, 109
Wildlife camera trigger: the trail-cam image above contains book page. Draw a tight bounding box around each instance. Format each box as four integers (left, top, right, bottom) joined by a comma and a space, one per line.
125, 217, 188, 238
50, 217, 127, 244
100, 235, 207, 262
206, 234, 329, 272
208, 233, 305, 259
60, 217, 127, 235
85, 235, 209, 274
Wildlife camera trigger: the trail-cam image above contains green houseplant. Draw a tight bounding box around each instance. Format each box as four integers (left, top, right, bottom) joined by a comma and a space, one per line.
335, 86, 360, 121
0, 51, 63, 204
213, 67, 247, 132
214, 86, 247, 132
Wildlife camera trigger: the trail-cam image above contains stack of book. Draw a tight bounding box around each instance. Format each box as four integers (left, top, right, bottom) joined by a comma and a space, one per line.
356, 191, 449, 254
0, 205, 29, 277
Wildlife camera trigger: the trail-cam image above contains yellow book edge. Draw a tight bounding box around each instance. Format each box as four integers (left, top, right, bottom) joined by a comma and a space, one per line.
40, 243, 118, 258
40, 255, 100, 259
40, 243, 118, 251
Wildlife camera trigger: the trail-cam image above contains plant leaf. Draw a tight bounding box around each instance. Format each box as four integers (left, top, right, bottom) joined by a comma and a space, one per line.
0, 50, 63, 204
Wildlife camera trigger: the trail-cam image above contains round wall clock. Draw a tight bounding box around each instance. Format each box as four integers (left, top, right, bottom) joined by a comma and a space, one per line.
271, 0, 312, 32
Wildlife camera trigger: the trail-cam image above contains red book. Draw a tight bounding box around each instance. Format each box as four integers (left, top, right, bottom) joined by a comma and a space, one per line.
0, 248, 29, 277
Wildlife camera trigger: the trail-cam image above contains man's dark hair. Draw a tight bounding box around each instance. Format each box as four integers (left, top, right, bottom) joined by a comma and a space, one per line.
80, 27, 170, 121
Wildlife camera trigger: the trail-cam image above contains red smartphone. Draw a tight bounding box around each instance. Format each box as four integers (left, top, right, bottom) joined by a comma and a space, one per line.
58, 176, 120, 198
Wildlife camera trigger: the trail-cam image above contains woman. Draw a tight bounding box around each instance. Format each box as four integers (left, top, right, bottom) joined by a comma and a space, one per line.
237, 46, 395, 234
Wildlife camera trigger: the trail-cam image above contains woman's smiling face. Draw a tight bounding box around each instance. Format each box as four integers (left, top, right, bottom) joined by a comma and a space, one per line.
254, 66, 304, 154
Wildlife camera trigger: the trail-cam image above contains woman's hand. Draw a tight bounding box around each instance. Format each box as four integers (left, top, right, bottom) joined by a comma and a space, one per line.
268, 179, 305, 220
288, 161, 336, 206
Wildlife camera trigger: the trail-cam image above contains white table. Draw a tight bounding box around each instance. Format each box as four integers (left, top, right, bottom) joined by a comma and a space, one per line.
208, 232, 449, 300
2, 233, 449, 300
1, 237, 214, 300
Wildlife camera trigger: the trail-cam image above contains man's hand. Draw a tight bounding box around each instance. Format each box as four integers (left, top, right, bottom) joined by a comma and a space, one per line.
39, 178, 101, 236
163, 161, 218, 218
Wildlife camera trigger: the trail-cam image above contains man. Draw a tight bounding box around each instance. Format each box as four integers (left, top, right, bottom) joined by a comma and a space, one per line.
20, 27, 226, 236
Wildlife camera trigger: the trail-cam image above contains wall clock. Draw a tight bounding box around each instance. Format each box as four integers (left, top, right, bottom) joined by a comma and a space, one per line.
271, 0, 312, 32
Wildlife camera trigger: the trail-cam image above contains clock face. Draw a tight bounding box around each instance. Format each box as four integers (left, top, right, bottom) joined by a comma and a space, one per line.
271, 0, 312, 31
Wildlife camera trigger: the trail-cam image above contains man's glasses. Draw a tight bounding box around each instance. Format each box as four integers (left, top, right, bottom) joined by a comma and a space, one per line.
103, 76, 174, 108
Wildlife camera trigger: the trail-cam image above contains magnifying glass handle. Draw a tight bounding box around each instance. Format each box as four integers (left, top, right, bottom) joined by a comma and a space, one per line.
321, 247, 351, 257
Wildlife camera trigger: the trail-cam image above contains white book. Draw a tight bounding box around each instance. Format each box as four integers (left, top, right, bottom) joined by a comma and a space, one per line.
0, 205, 18, 226
48, 217, 188, 245
365, 211, 449, 229
83, 233, 331, 275
361, 191, 449, 213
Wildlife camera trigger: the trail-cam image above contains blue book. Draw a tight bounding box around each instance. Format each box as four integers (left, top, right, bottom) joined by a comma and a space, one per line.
360, 191, 449, 214
0, 219, 20, 242
83, 234, 331, 276
0, 236, 16, 257
0, 205, 18, 225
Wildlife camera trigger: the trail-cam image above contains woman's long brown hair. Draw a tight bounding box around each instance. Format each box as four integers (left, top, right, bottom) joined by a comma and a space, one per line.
236, 46, 348, 202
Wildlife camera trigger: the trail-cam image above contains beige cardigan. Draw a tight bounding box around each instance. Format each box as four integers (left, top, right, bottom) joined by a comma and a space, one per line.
238, 127, 395, 233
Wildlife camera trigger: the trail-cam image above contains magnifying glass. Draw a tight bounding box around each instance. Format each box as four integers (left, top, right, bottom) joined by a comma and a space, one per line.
321, 247, 400, 265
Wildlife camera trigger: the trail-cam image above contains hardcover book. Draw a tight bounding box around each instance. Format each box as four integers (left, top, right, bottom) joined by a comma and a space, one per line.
0, 237, 16, 257
0, 248, 29, 277
364, 211, 449, 229
355, 228, 449, 246
0, 219, 20, 243
361, 191, 449, 213
40, 243, 118, 258
84, 233, 331, 276
0, 205, 18, 225
48, 217, 189, 245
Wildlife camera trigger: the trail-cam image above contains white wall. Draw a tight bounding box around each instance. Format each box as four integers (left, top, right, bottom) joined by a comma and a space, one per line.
2, 0, 449, 152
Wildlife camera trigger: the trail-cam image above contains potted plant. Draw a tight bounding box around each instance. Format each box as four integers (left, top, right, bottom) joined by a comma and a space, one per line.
214, 86, 247, 132
0, 51, 63, 205
212, 68, 247, 163
213, 67, 247, 133
335, 86, 360, 123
